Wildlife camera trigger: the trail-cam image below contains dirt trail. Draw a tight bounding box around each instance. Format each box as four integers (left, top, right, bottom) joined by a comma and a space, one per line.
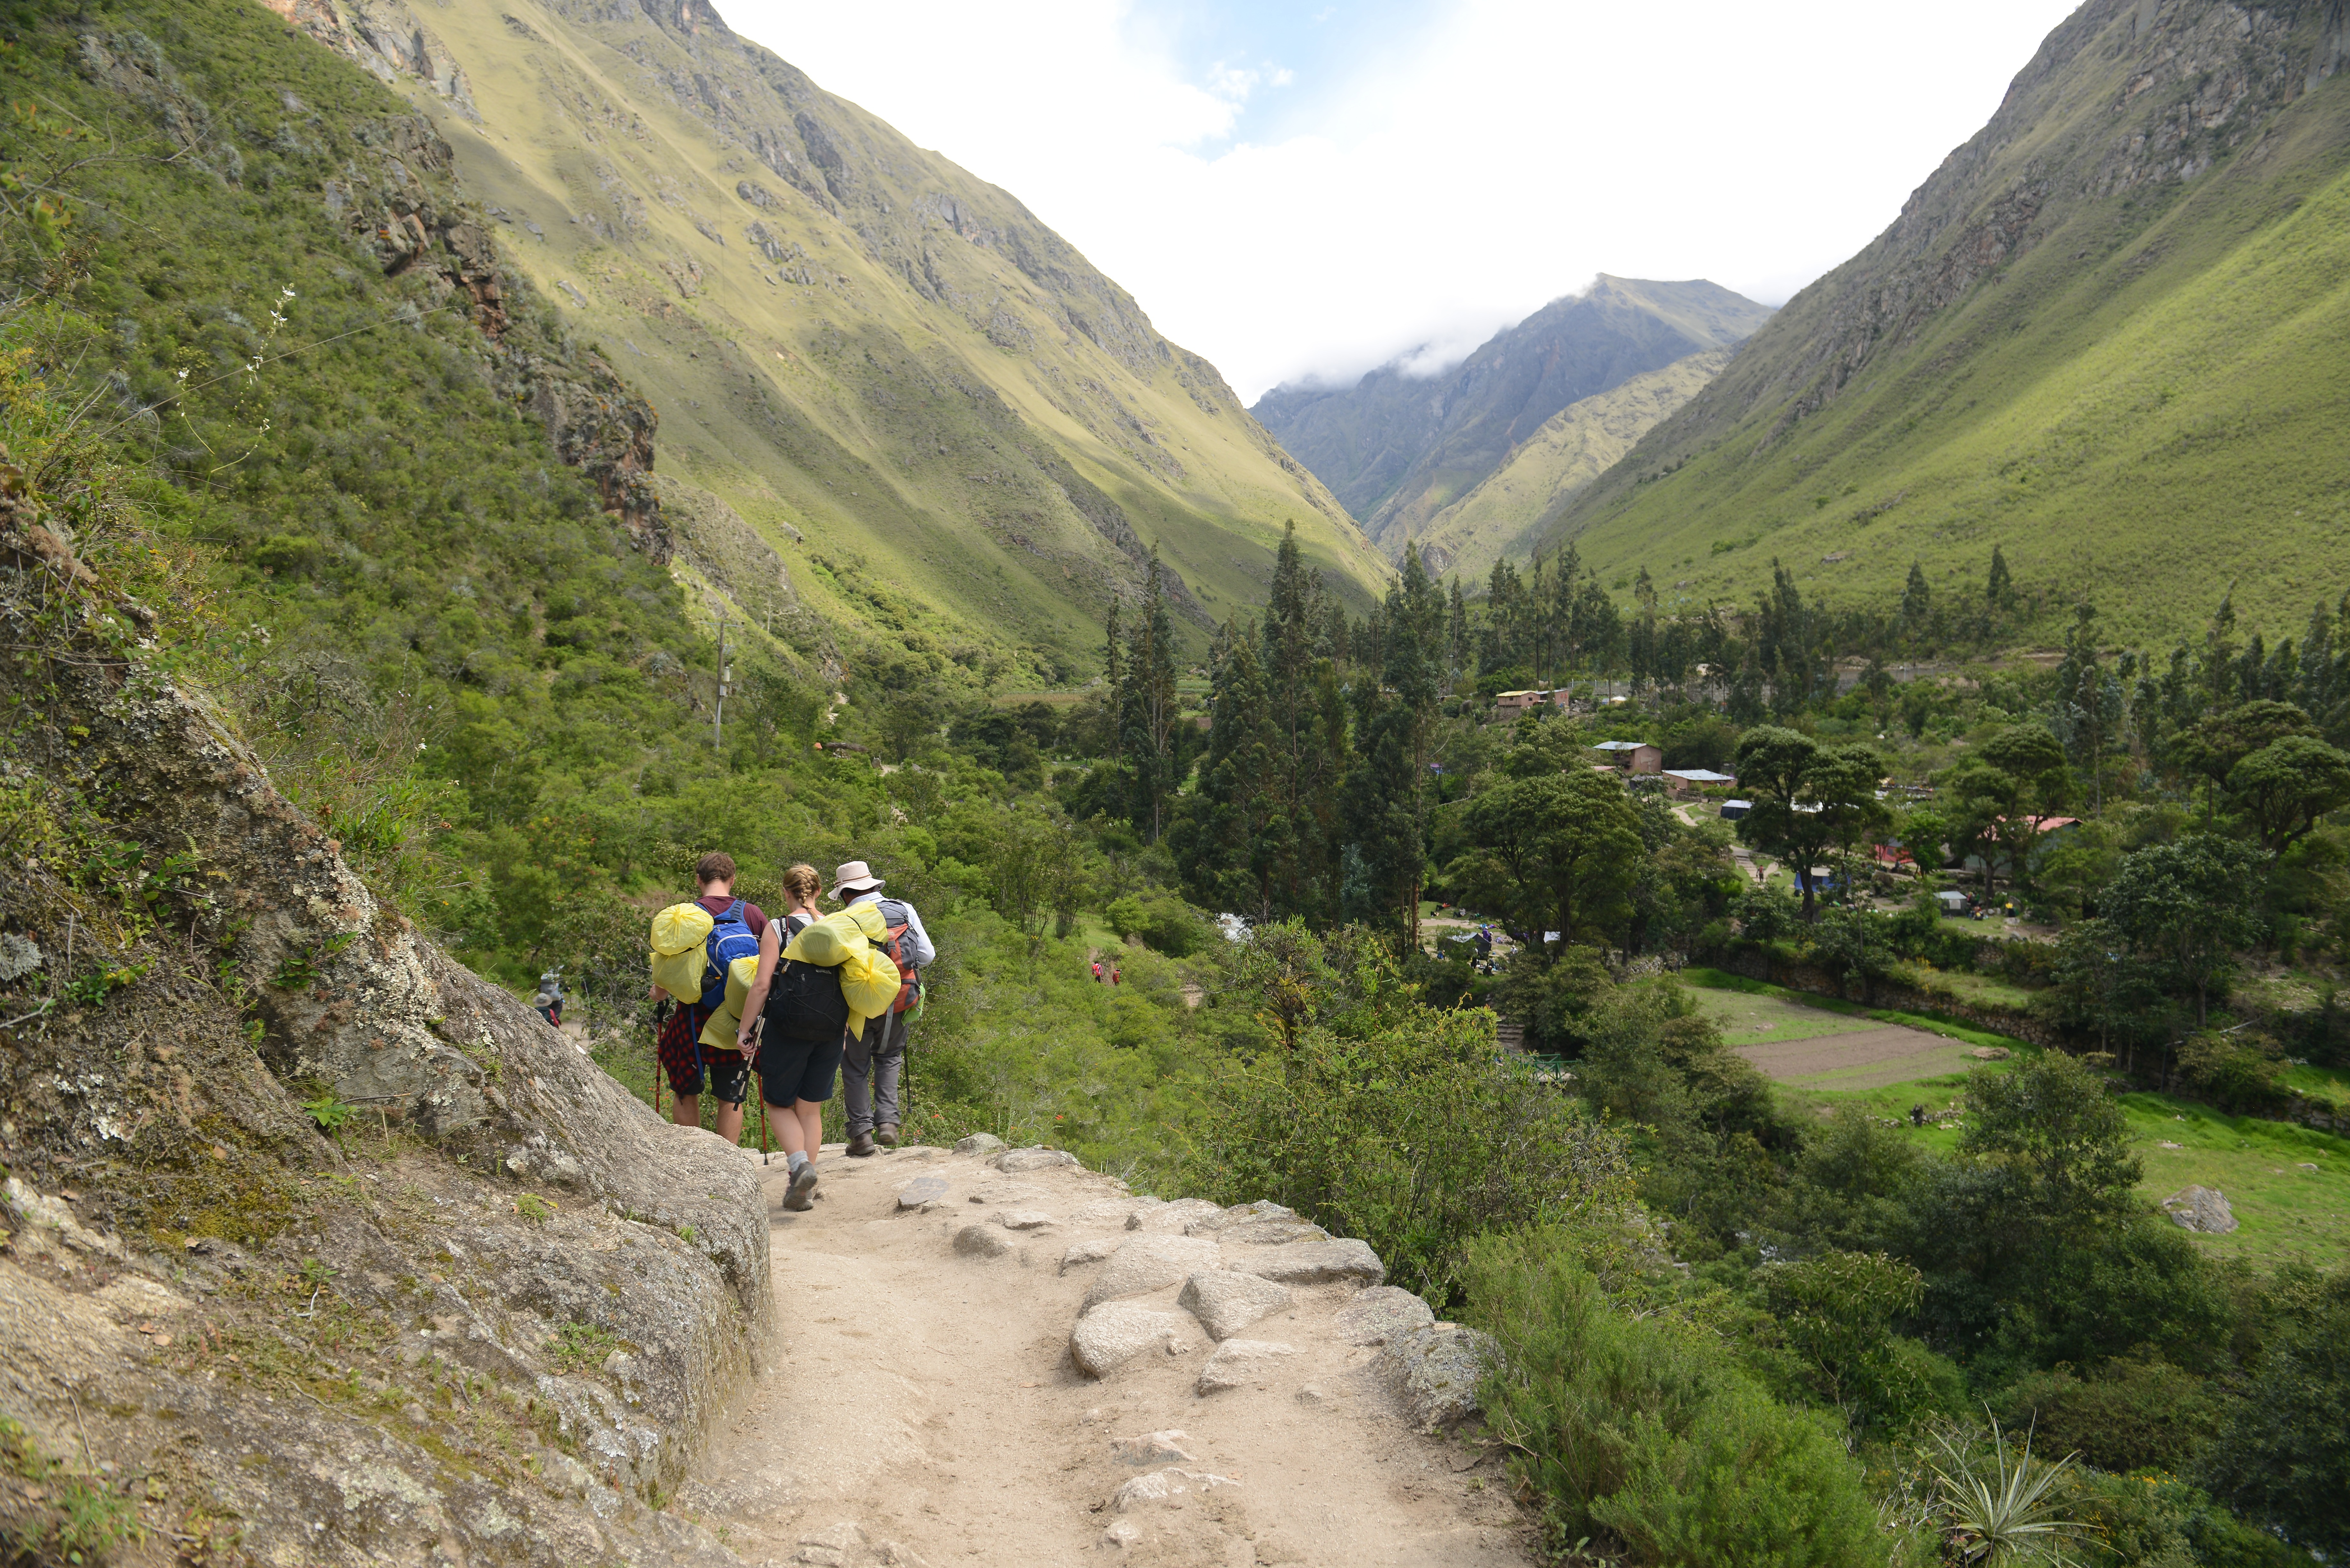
677, 1142, 1528, 1566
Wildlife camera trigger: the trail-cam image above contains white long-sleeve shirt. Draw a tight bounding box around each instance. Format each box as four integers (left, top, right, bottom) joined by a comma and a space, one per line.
848, 892, 933, 968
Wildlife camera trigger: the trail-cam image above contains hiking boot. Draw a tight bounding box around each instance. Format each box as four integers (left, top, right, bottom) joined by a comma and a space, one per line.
875, 1124, 899, 1148
847, 1132, 878, 1157
783, 1165, 819, 1211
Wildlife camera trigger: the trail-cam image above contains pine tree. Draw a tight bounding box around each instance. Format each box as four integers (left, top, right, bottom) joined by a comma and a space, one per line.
1119, 550, 1181, 842
1986, 545, 2017, 613
1174, 619, 1282, 916
1344, 551, 1444, 949
1446, 576, 1468, 684
1900, 561, 1931, 626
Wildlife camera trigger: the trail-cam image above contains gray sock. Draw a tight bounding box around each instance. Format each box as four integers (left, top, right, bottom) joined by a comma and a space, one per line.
787, 1151, 810, 1176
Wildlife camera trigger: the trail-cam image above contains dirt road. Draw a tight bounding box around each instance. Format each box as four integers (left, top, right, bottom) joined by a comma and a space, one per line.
677, 1142, 1528, 1566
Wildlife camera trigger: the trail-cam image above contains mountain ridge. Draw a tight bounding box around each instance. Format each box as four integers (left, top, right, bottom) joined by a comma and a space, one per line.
1536, 0, 2350, 644
1250, 275, 1772, 552
268, 0, 1390, 681
1411, 348, 1733, 585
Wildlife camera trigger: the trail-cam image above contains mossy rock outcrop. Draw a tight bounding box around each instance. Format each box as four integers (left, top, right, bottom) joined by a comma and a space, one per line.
0, 482, 768, 1562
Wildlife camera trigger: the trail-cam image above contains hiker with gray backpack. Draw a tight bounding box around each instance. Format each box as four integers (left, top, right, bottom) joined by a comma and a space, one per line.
829, 860, 931, 1158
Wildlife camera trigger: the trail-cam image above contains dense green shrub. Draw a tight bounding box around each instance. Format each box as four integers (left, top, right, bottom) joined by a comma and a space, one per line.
1466, 1229, 1884, 1567
2067, 1469, 2303, 1568
1997, 1357, 2222, 1474
1189, 936, 1629, 1304
2197, 1263, 2350, 1555
1105, 888, 1207, 957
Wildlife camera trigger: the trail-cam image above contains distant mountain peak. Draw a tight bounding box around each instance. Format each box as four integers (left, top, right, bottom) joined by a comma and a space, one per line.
1251, 278, 1773, 550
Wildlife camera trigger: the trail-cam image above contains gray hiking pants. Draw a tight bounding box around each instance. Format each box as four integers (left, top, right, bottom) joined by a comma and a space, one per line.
843, 1010, 908, 1135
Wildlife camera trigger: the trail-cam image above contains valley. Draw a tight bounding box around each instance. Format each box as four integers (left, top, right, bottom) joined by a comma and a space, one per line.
4, 1, 2350, 1566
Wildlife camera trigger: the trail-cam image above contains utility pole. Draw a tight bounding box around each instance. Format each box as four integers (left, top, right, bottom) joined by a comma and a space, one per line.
714, 610, 730, 757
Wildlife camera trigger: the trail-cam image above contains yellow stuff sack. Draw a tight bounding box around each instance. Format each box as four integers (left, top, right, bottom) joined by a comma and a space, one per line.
648, 902, 715, 1003
837, 946, 902, 1029
698, 954, 764, 1049
780, 903, 886, 967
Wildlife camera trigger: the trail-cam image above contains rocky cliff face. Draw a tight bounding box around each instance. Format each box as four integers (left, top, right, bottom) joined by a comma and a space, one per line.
1252, 276, 1771, 554
0, 466, 763, 1562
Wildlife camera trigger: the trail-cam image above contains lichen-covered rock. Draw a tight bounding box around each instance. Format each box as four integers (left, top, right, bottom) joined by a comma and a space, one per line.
1125, 1197, 1223, 1232
953, 1132, 1007, 1155
1081, 1235, 1223, 1311
2162, 1185, 2238, 1234
1195, 1338, 1301, 1394
1186, 1199, 1299, 1234
1110, 1468, 1240, 1510
1229, 1238, 1384, 1286
1059, 1236, 1123, 1272
897, 1176, 950, 1210
1111, 1429, 1196, 1465
1071, 1303, 1194, 1377
1216, 1218, 1332, 1246
1333, 1285, 1435, 1346
1176, 1270, 1292, 1341
1377, 1323, 1499, 1431
993, 1146, 1080, 1173
0, 479, 762, 1563
954, 1223, 1014, 1258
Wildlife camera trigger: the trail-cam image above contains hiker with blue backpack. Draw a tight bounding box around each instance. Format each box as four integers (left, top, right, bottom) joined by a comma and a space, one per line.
648, 852, 768, 1145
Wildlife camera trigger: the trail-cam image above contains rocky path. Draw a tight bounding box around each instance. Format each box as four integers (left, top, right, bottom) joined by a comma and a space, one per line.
678, 1140, 1529, 1567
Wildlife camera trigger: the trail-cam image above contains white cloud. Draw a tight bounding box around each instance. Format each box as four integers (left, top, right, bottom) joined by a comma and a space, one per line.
723, 0, 2080, 402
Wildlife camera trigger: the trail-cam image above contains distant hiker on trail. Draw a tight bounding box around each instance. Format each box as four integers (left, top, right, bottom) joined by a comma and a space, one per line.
532, 966, 564, 1027
832, 860, 931, 1158
1109, 966, 1121, 986
736, 863, 834, 1211
1091, 959, 1104, 984
651, 852, 766, 1146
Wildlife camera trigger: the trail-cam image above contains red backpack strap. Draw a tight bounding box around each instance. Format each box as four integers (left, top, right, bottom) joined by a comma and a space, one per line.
883, 921, 919, 1012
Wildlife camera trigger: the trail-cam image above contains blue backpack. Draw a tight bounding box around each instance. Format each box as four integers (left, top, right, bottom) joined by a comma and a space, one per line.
697, 900, 761, 1017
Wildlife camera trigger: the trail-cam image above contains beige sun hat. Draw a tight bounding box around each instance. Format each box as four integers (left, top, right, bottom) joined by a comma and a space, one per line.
829, 860, 886, 900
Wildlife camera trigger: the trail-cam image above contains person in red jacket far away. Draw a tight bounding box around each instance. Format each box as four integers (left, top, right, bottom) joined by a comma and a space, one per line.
1091, 959, 1104, 983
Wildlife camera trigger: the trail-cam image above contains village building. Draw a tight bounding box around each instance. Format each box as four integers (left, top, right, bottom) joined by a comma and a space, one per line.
1592, 739, 1663, 774
1661, 767, 1735, 795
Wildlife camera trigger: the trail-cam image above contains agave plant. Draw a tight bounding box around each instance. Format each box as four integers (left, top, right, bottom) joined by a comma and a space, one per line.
1929, 1416, 2096, 1566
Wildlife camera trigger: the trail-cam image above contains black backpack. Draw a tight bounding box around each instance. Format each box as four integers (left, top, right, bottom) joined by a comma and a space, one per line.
764, 916, 850, 1044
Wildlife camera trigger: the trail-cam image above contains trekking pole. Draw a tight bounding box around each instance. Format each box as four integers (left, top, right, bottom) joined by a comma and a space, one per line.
651, 999, 669, 1120
751, 1016, 771, 1163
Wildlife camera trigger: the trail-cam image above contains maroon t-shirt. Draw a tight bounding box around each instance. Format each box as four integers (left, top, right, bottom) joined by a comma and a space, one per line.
697, 892, 768, 938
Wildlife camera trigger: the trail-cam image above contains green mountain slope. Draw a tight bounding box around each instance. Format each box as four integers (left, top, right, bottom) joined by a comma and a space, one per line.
1543, 0, 2350, 646
1250, 275, 1771, 550
274, 0, 1389, 677
1413, 348, 1730, 585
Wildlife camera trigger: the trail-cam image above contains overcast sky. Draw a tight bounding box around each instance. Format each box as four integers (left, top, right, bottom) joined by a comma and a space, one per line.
722, 0, 2082, 403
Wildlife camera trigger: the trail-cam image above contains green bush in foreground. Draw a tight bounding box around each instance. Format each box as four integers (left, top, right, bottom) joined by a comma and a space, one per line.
1188, 924, 1630, 1305
1465, 1228, 1883, 1568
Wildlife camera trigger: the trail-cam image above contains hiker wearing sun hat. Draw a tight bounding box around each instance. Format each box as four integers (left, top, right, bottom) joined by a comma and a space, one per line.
830, 860, 932, 1156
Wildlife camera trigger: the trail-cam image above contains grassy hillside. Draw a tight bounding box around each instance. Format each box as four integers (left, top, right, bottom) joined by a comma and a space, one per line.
277, 0, 1390, 679
1251, 275, 1770, 550
1414, 348, 1729, 584
1543, 0, 2350, 647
